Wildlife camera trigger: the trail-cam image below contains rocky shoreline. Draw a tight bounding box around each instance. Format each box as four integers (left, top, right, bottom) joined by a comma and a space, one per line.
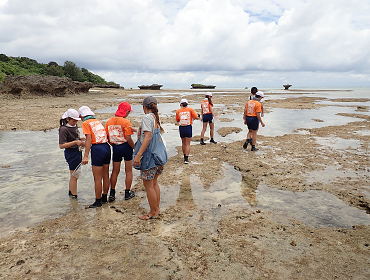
1, 87, 370, 279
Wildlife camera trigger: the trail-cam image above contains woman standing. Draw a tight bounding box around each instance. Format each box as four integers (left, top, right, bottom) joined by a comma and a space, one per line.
133, 96, 165, 220
200, 93, 217, 145
175, 98, 199, 164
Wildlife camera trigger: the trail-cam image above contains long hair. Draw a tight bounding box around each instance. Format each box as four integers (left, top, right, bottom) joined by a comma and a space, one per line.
206, 95, 213, 106
145, 102, 164, 133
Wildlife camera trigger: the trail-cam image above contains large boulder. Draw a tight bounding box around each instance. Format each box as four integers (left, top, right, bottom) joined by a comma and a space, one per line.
0, 75, 93, 97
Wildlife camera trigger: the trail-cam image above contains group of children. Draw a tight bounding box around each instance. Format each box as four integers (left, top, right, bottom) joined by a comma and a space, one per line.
59, 89, 265, 217
59, 102, 136, 209
175, 92, 218, 164
175, 89, 265, 163
243, 86, 265, 151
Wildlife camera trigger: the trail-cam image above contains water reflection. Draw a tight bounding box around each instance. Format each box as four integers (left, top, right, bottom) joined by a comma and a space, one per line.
143, 163, 370, 230
0, 129, 138, 238
255, 184, 370, 228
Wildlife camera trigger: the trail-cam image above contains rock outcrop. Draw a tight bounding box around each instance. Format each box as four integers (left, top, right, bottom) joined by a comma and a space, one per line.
138, 84, 163, 90
94, 83, 121, 88
0, 75, 93, 97
191, 84, 216, 89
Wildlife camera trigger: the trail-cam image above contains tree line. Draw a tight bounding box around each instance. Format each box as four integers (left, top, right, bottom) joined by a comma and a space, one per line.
0, 54, 114, 84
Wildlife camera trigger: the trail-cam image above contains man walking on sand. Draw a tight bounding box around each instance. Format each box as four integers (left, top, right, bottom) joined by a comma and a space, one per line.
243, 91, 265, 151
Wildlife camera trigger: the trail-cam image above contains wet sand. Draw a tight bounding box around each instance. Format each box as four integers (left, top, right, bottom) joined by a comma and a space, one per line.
1, 88, 370, 279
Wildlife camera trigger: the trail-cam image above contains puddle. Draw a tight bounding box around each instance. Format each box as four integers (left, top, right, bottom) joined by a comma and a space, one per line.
260, 106, 364, 137
255, 184, 370, 228
140, 164, 370, 230
0, 129, 141, 238
97, 102, 365, 142
315, 136, 361, 150
354, 130, 370, 136
140, 164, 250, 232
305, 165, 360, 185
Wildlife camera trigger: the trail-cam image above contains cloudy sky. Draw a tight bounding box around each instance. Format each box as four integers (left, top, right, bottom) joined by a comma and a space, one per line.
1, 0, 370, 88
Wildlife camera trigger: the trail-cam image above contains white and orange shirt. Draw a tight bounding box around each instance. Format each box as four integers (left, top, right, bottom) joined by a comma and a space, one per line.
105, 117, 134, 145
201, 99, 213, 115
176, 107, 198, 126
81, 118, 108, 144
245, 100, 262, 117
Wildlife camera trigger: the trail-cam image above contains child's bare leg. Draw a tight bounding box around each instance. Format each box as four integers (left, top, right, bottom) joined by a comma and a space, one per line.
142, 178, 159, 217
69, 170, 78, 195
102, 164, 110, 195
110, 161, 121, 190
210, 122, 215, 138
251, 130, 258, 145
92, 165, 103, 199
124, 160, 133, 191
153, 173, 160, 208
200, 122, 207, 138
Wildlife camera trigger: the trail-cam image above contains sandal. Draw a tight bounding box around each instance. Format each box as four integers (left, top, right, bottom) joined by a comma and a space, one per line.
139, 214, 158, 220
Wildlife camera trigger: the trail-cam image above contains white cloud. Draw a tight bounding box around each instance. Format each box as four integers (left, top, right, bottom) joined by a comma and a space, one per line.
0, 0, 370, 87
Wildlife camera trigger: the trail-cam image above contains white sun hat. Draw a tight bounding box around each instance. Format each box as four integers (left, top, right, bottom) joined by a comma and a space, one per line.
78, 106, 95, 117
62, 109, 81, 120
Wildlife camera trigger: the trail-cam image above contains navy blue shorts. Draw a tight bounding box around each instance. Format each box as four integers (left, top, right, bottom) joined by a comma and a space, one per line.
91, 142, 111, 166
112, 142, 133, 162
64, 147, 82, 170
179, 125, 192, 138
245, 116, 259, 130
202, 113, 213, 123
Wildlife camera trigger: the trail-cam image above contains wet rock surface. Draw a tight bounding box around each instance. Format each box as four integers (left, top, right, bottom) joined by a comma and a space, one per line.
0, 88, 370, 279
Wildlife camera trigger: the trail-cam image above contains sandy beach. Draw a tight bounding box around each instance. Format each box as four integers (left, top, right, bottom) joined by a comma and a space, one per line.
1, 87, 370, 279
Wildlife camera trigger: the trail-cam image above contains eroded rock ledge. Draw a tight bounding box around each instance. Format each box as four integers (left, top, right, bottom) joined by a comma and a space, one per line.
0, 75, 93, 97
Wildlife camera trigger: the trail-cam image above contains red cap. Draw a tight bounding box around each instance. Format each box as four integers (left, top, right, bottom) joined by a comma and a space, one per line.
115, 102, 132, 117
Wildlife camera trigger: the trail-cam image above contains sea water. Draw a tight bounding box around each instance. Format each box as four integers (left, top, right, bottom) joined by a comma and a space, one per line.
0, 88, 369, 237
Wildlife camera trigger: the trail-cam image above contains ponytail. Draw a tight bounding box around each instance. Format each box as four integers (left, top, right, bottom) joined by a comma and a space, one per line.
206, 95, 213, 106
60, 118, 67, 126
146, 102, 164, 133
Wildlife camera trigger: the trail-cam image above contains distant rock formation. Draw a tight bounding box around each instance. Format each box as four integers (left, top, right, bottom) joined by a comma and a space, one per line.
191, 84, 216, 89
0, 75, 93, 96
138, 84, 163, 90
94, 83, 121, 88
283, 84, 292, 90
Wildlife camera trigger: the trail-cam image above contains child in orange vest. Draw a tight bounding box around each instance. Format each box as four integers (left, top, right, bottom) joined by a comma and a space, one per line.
200, 93, 217, 145
176, 98, 199, 164
79, 106, 111, 208
105, 102, 136, 201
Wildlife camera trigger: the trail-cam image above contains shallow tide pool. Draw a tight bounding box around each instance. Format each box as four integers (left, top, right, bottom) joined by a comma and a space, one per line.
1, 89, 369, 237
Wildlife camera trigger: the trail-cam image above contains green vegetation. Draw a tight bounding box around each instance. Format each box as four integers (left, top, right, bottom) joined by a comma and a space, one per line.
0, 54, 111, 84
